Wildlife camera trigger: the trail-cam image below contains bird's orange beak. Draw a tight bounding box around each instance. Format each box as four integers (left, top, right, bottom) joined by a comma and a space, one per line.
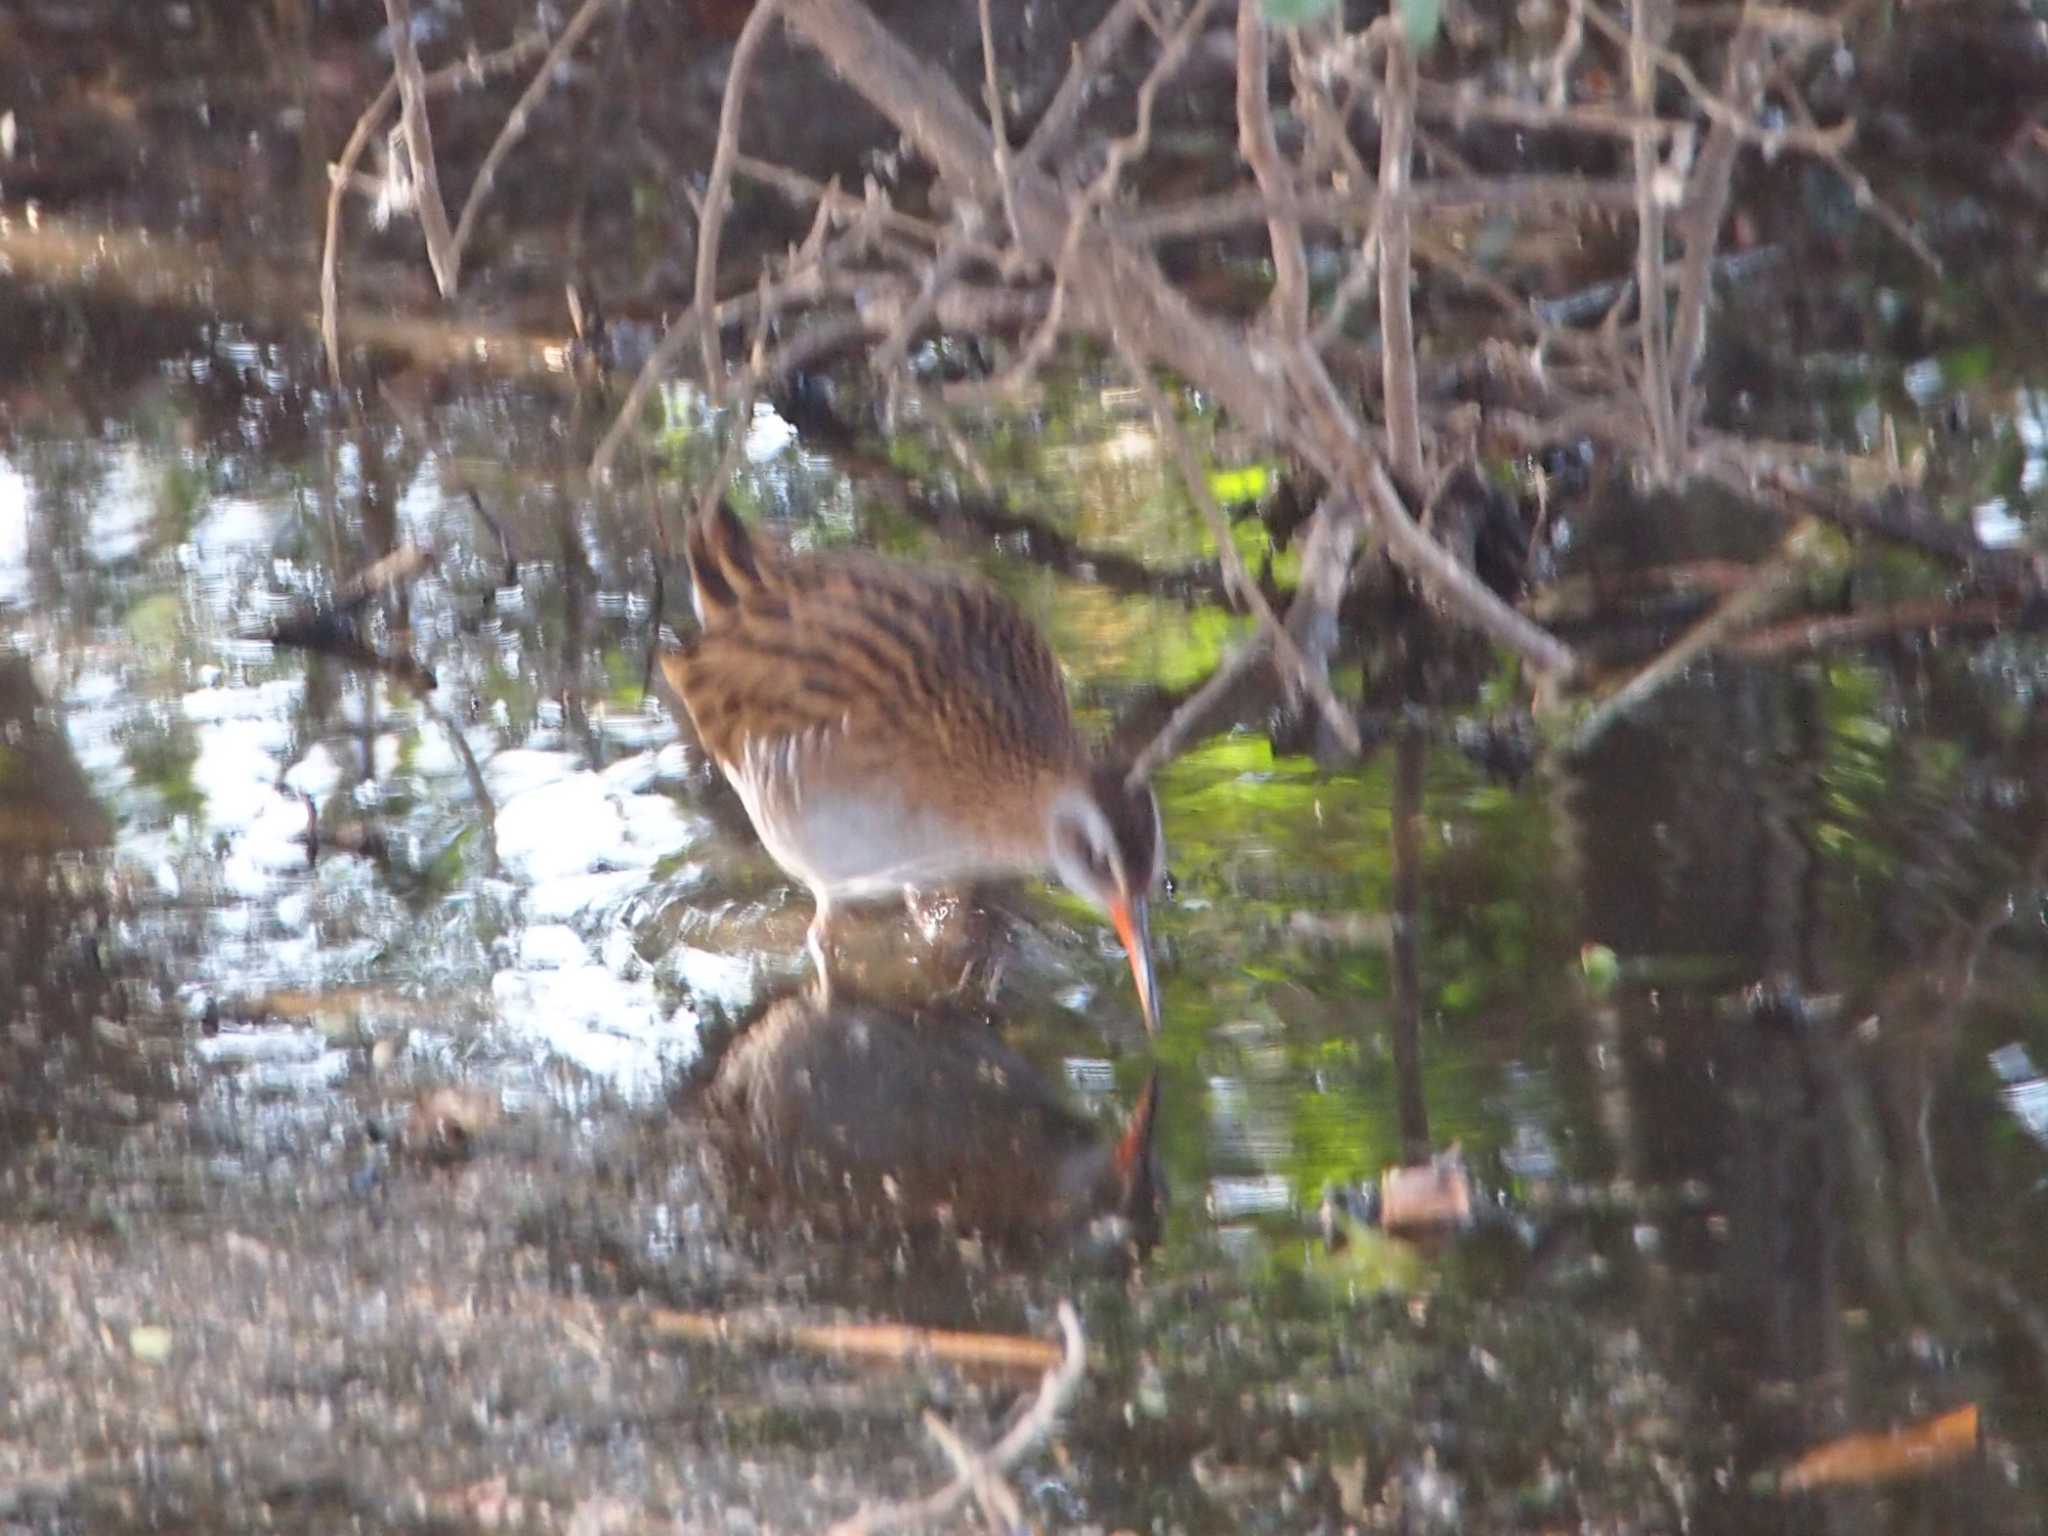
1109, 894, 1160, 1036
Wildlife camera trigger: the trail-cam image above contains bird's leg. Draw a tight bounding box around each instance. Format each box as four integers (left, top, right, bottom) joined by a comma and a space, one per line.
806, 897, 836, 1008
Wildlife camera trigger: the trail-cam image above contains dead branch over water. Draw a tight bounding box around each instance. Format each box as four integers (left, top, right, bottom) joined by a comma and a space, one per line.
299, 0, 2047, 754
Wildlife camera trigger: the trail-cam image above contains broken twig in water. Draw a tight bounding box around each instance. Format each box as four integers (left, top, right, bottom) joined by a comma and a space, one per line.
1567, 518, 1827, 755
1118, 342, 1365, 759
825, 1300, 1087, 1535
1126, 495, 1366, 782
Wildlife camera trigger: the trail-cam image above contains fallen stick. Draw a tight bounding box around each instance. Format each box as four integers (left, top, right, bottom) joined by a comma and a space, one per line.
640, 1304, 1064, 1377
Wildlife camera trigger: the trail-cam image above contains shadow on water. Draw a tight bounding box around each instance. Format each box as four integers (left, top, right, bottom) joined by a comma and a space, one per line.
4, 8, 2048, 1535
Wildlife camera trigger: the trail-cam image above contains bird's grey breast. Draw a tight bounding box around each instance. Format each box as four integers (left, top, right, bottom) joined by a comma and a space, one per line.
727, 724, 986, 899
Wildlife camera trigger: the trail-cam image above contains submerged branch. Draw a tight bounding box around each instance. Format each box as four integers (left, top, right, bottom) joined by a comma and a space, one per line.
1566, 518, 1826, 755
1120, 340, 1366, 758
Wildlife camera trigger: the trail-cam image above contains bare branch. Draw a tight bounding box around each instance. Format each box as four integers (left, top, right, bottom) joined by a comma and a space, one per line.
590, 261, 856, 481
1545, 0, 1587, 108
1127, 496, 1365, 781
1237, 3, 1310, 338
323, 75, 399, 408
383, 0, 460, 296
952, 0, 1221, 405
1668, 19, 1765, 439
695, 0, 787, 402
976, 0, 1023, 249
321, 33, 551, 406
1566, 517, 1825, 755
1287, 343, 1579, 675
447, 0, 620, 288
1407, 77, 1845, 153
1025, 0, 1149, 170
1115, 175, 1638, 241
1628, 0, 1680, 474
694, 277, 784, 531
780, 0, 1575, 674
1377, 37, 1424, 484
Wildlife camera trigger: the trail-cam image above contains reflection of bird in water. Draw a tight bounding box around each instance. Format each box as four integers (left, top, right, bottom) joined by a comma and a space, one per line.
661, 502, 1165, 1032
704, 989, 1162, 1251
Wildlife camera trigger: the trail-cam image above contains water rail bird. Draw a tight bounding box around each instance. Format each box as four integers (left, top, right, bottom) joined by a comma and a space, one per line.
661, 502, 1164, 1032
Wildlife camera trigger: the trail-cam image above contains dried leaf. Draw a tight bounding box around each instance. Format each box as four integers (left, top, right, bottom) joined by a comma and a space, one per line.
1381, 1155, 1475, 1235
1779, 1404, 1979, 1492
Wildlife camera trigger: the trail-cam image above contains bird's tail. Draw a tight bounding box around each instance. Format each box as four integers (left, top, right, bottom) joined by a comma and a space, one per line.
683, 500, 767, 624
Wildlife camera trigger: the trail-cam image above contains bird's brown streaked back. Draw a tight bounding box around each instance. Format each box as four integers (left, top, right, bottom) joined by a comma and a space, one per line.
665, 504, 1086, 817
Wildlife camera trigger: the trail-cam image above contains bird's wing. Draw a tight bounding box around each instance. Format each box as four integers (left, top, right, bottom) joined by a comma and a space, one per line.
668, 553, 1081, 793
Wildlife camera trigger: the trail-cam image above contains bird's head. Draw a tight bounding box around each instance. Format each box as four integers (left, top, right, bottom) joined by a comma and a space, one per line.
1049, 764, 1166, 1034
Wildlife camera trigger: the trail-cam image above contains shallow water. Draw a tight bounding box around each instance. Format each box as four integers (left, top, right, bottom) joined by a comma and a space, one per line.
4, 300, 2047, 1532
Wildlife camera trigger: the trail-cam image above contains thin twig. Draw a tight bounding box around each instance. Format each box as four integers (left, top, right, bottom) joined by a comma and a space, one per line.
1769, 64, 1943, 278
1023, 0, 1146, 167
1114, 175, 1638, 241
1669, 19, 1765, 438
921, 1412, 1026, 1531
1376, 36, 1424, 484
320, 34, 549, 403
589, 259, 859, 480
642, 1303, 1065, 1376
976, 0, 1023, 249
734, 153, 955, 249
867, 236, 979, 380
1287, 342, 1579, 674
1722, 597, 2019, 658
1628, 0, 1678, 475
953, 0, 1220, 404
420, 700, 500, 877
1407, 77, 1847, 153
1545, 0, 1587, 107
383, 0, 459, 296
323, 74, 399, 408
694, 279, 782, 527
695, 0, 787, 402
447, 0, 620, 288
1238, 2, 1310, 338
1310, 214, 1382, 351
1126, 496, 1365, 781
